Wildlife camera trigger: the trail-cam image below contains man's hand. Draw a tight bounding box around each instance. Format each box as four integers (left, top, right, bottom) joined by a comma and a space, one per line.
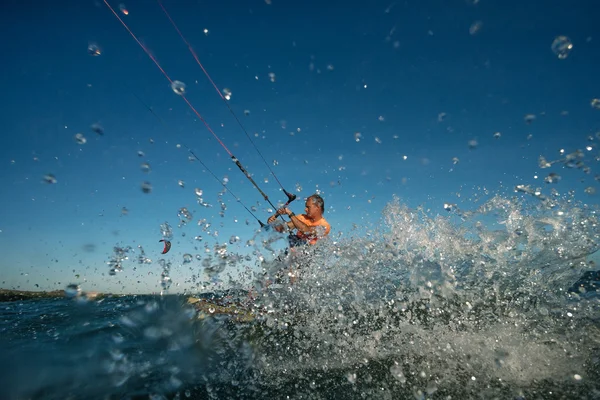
277, 207, 292, 216
267, 207, 292, 225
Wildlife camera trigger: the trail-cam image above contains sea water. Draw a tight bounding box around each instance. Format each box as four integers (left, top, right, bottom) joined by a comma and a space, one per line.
1, 196, 599, 399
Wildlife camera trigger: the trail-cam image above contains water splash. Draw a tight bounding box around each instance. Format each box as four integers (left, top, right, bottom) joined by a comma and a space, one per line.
158, 259, 172, 294
160, 222, 173, 240
108, 245, 133, 275
239, 194, 600, 396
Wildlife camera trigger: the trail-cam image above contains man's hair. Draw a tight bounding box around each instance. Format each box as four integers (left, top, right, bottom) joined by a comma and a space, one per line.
308, 194, 325, 213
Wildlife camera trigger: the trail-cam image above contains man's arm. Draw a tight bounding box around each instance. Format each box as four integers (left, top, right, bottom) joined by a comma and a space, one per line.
288, 213, 313, 234
287, 210, 331, 238
277, 208, 321, 236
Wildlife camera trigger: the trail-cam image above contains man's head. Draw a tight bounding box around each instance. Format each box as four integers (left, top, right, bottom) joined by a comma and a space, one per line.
305, 194, 325, 219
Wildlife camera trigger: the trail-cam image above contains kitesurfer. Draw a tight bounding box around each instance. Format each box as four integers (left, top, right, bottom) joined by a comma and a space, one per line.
267, 194, 331, 283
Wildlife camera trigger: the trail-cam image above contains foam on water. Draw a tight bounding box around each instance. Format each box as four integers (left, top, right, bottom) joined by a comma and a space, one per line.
246, 194, 600, 396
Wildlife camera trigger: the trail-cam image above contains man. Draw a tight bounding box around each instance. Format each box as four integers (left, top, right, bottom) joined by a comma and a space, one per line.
268, 194, 331, 245
266, 194, 331, 283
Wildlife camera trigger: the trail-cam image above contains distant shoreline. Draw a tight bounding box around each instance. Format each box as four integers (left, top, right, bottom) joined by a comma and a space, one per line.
0, 289, 104, 302
0, 288, 246, 302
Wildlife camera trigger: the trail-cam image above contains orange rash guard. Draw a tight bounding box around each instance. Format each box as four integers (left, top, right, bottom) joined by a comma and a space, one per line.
293, 214, 331, 245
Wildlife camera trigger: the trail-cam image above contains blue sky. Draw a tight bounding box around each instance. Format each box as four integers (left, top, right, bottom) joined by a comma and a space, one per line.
1, 0, 599, 294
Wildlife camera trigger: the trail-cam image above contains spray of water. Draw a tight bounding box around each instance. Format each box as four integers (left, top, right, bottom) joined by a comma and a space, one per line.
242, 194, 600, 396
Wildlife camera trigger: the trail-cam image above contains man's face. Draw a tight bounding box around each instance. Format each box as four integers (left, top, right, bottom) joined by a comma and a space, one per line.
305, 199, 320, 218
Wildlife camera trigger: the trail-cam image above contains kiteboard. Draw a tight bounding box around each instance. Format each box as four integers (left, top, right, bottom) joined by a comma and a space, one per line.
187, 297, 258, 323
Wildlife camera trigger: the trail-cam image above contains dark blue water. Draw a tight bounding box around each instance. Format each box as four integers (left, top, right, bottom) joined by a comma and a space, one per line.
0, 295, 253, 399
1, 289, 598, 399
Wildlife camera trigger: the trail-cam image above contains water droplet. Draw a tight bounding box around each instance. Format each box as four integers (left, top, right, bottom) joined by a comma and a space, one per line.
544, 173, 561, 183
268, 72, 276, 82
43, 174, 57, 184
222, 88, 232, 100
493, 132, 501, 139
515, 184, 533, 194
137, 150, 145, 157
551, 36, 573, 59
203, 28, 209, 36
469, 20, 483, 35
585, 186, 596, 195
438, 112, 447, 122
65, 283, 81, 298
91, 123, 104, 135
160, 222, 173, 239
591, 99, 600, 109
194, 235, 203, 241
222, 176, 229, 185
524, 114, 536, 124
273, 159, 278, 166
183, 254, 193, 264
375, 137, 382, 144
244, 109, 251, 116
178, 180, 185, 188
121, 207, 129, 215
178, 207, 193, 222
141, 162, 151, 173
389, 363, 406, 383
426, 381, 438, 395
452, 157, 460, 165
194, 188, 203, 197
88, 43, 102, 56
468, 139, 478, 149
171, 80, 186, 95
119, 3, 129, 15
141, 181, 152, 193
229, 235, 239, 244
208, 307, 215, 314
444, 203, 455, 211
354, 132, 362, 142
538, 156, 551, 168
74, 133, 87, 145
346, 373, 357, 384
378, 115, 385, 122
573, 374, 582, 381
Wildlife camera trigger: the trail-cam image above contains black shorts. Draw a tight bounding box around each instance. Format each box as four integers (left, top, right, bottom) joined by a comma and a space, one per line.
288, 234, 308, 249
